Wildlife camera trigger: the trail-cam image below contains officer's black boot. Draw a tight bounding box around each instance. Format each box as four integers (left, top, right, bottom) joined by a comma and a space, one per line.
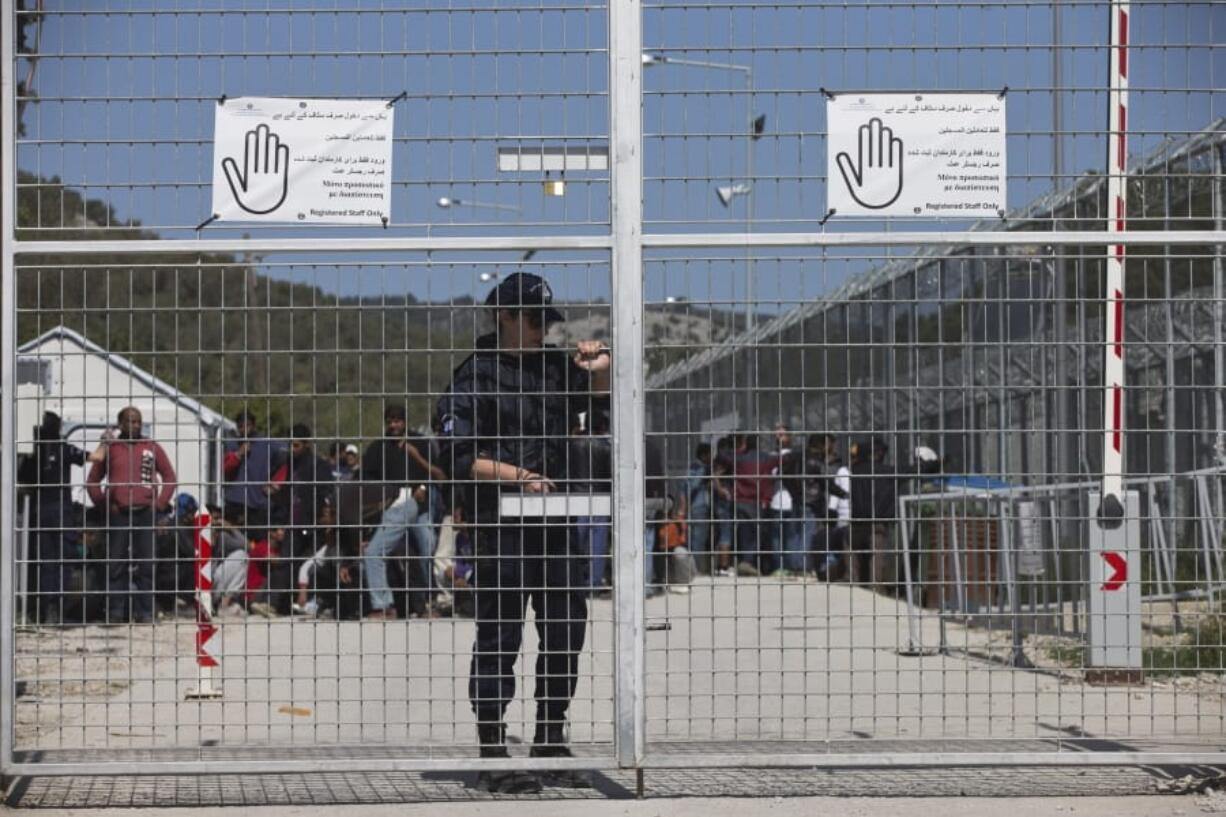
475, 722, 541, 794
529, 720, 593, 788
477, 722, 507, 757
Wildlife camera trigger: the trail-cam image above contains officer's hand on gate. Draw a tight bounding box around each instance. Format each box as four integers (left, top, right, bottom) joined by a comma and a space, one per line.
573, 340, 611, 372
521, 472, 556, 494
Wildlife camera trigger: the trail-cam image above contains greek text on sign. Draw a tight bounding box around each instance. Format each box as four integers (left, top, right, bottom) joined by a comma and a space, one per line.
211, 97, 394, 225
827, 93, 1006, 218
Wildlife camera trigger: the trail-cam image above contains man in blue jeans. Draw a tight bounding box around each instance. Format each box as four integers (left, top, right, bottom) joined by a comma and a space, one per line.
731, 433, 781, 576
769, 425, 807, 577
684, 442, 714, 574
569, 408, 613, 594
85, 407, 178, 624
361, 404, 440, 619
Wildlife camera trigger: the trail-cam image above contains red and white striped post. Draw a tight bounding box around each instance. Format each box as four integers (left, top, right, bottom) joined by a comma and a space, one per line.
185, 510, 223, 700
1099, 0, 1130, 523
1087, 0, 1142, 676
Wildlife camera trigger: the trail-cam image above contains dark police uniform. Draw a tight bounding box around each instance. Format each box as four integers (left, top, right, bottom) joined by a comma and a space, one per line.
17, 413, 88, 623
436, 329, 596, 750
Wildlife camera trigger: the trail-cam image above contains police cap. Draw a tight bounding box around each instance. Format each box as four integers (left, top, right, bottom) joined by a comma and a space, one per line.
484, 272, 564, 324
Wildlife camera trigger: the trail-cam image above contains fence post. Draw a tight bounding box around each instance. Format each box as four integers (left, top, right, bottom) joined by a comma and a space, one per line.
609, 0, 645, 773
1, 5, 19, 780
1087, 491, 1143, 677
1098, 0, 1130, 523
998, 500, 1032, 668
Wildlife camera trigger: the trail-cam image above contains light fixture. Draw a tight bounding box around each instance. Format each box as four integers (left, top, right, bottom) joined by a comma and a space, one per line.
716, 183, 752, 208
641, 52, 750, 75
543, 172, 565, 197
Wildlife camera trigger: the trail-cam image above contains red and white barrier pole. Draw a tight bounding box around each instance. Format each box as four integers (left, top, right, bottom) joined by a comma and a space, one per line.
185, 510, 223, 700
1099, 0, 1130, 524
1087, 0, 1141, 676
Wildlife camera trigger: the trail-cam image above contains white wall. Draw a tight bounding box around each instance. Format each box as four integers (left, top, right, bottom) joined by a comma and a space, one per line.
18, 336, 219, 508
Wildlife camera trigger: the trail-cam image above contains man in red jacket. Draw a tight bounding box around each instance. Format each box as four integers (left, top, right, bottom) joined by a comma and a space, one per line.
86, 406, 177, 624
730, 432, 782, 577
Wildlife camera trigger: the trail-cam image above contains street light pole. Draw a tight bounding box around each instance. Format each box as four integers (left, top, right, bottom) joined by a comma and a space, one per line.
436, 196, 522, 215
744, 70, 755, 337
642, 50, 758, 421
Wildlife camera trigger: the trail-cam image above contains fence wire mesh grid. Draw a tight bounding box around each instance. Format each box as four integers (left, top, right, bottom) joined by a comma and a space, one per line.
1, 0, 1224, 785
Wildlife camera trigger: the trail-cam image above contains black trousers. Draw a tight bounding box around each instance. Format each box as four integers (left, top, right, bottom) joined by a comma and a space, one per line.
34, 500, 80, 617
106, 506, 155, 621
469, 521, 588, 736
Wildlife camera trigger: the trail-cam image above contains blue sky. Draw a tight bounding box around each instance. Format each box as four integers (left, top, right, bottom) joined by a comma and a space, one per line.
15, 1, 1224, 307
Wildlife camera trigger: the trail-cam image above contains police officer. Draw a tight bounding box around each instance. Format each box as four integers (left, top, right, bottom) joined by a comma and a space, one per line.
17, 412, 107, 625
436, 272, 610, 793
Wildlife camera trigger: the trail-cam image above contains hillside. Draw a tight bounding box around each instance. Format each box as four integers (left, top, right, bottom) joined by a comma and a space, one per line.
14, 177, 736, 441
15, 174, 461, 439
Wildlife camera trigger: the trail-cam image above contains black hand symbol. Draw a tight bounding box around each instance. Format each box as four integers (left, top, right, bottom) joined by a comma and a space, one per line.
836, 117, 904, 210
222, 124, 290, 215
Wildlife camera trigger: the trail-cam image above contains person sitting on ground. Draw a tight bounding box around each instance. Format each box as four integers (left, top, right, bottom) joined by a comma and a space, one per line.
683, 443, 714, 575
212, 516, 255, 618
656, 495, 694, 594
294, 496, 337, 617
244, 526, 289, 618
153, 493, 200, 619
730, 432, 781, 577
711, 436, 736, 575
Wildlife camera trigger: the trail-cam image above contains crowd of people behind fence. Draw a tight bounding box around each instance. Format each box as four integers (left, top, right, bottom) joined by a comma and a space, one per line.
18, 405, 941, 627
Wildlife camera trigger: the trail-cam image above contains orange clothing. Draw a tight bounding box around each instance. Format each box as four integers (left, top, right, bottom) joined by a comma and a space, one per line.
659, 517, 687, 551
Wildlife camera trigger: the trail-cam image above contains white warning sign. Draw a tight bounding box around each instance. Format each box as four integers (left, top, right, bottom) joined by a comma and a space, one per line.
211, 97, 394, 225
827, 93, 1006, 218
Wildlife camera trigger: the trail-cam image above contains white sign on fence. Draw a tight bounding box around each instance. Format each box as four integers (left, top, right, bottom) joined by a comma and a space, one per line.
1016, 500, 1047, 577
211, 97, 394, 225
826, 93, 1006, 218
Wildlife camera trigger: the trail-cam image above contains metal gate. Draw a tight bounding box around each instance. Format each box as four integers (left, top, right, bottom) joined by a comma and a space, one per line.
2, 0, 1224, 780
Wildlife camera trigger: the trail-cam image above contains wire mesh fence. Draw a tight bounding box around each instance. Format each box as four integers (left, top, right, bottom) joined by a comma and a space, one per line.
2, 0, 1224, 781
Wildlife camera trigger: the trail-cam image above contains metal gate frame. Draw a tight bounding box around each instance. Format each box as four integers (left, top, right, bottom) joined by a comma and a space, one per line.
2, 0, 1225, 778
